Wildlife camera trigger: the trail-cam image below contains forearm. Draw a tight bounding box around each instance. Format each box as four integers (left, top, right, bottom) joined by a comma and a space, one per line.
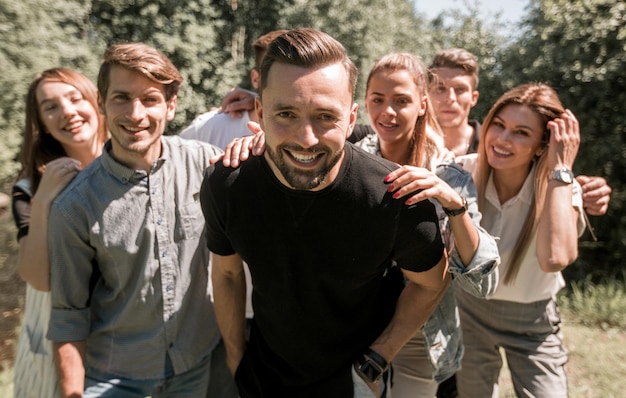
18, 196, 53, 291
370, 259, 449, 362
211, 254, 247, 374
53, 340, 86, 398
447, 212, 480, 267
537, 182, 579, 272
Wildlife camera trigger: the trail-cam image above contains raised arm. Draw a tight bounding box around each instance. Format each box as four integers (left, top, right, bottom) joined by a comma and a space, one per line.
219, 87, 257, 118
211, 252, 248, 375
537, 109, 581, 272
17, 158, 80, 291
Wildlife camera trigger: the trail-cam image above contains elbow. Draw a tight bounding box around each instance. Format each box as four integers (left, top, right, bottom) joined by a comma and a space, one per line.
18, 268, 51, 292
539, 249, 578, 273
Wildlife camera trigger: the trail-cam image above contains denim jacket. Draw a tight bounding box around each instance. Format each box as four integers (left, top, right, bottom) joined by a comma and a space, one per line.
425, 161, 500, 382
355, 135, 500, 382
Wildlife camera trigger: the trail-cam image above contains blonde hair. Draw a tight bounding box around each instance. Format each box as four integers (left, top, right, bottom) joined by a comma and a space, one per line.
366, 52, 444, 170
476, 83, 563, 284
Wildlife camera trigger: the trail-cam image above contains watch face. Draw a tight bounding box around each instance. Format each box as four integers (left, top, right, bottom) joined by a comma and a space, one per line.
562, 171, 573, 183
552, 169, 574, 184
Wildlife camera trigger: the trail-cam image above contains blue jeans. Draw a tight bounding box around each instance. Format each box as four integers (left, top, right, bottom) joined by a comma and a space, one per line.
84, 342, 236, 398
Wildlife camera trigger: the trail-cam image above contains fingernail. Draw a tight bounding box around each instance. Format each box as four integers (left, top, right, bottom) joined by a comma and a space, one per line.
384, 175, 390, 182
392, 192, 400, 199
387, 185, 394, 192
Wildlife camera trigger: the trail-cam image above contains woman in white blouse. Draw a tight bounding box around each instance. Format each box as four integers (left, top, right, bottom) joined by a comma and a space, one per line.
454, 83, 584, 398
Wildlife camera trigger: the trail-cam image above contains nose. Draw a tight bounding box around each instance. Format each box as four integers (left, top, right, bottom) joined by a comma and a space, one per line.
382, 101, 397, 117
295, 118, 319, 148
129, 99, 147, 120
60, 98, 78, 118
444, 87, 455, 103
497, 128, 513, 143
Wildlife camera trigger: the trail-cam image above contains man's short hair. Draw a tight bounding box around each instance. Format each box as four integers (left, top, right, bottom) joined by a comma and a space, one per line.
258, 28, 358, 98
430, 48, 479, 90
97, 42, 183, 102
252, 30, 289, 71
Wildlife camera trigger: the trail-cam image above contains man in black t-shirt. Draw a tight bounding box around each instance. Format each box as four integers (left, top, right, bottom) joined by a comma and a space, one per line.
201, 29, 448, 398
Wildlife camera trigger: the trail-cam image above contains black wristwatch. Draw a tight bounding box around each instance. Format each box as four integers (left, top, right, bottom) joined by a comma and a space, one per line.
443, 196, 468, 217
355, 349, 389, 383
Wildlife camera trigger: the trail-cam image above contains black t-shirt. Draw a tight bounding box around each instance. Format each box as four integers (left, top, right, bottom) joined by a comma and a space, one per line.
201, 143, 443, 396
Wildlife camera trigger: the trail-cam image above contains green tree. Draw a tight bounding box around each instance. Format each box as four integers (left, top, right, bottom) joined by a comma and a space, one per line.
502, 0, 626, 279
275, 0, 429, 113
0, 0, 99, 182
425, 0, 511, 121
89, 0, 235, 133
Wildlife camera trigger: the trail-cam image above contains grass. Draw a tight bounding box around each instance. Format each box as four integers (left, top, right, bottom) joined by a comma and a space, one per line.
496, 277, 626, 397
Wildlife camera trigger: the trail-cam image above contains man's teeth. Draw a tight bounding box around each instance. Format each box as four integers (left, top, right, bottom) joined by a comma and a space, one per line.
126, 126, 145, 132
290, 152, 318, 163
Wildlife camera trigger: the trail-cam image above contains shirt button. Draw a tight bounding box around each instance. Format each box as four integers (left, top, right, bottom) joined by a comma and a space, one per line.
157, 218, 162, 225
162, 251, 167, 258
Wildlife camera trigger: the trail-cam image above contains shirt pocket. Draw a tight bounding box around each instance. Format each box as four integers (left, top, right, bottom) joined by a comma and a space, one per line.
175, 193, 204, 241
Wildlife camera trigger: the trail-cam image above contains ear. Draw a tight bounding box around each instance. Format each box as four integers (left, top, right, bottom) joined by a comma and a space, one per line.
250, 69, 260, 90
535, 146, 546, 157
166, 95, 177, 121
419, 95, 428, 116
255, 96, 264, 131
470, 90, 479, 108
346, 102, 359, 140
98, 93, 106, 115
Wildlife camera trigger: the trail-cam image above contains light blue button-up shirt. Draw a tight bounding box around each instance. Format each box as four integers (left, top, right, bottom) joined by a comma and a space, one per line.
48, 135, 222, 379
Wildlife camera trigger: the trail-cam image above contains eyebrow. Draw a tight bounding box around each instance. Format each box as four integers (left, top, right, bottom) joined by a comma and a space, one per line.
38, 89, 81, 107
272, 102, 341, 114
493, 115, 535, 131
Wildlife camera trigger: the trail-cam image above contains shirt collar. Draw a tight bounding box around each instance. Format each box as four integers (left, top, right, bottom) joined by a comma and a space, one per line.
485, 163, 536, 209
101, 138, 167, 184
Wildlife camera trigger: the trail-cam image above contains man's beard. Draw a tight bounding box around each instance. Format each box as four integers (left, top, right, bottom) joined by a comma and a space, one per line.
266, 144, 343, 190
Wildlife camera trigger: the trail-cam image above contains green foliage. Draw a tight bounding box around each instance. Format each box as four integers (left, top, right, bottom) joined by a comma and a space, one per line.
0, 0, 100, 182
558, 274, 626, 329
423, 0, 511, 121
89, 0, 236, 133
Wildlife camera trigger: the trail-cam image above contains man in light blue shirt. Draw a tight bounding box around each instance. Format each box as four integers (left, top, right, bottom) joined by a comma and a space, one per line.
47, 42, 236, 398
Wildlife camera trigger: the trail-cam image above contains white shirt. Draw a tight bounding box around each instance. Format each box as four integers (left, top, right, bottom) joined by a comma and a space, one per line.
462, 155, 585, 303
180, 109, 252, 150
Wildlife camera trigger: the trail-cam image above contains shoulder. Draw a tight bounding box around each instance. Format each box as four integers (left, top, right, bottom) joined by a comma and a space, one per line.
348, 142, 396, 173
13, 178, 32, 196
164, 134, 223, 158
436, 160, 471, 180
178, 110, 219, 138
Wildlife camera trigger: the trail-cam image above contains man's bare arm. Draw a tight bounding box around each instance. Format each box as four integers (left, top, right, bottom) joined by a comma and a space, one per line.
211, 252, 248, 374
54, 340, 86, 398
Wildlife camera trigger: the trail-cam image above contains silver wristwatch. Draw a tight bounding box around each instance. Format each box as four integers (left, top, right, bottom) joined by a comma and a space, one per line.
549, 168, 574, 184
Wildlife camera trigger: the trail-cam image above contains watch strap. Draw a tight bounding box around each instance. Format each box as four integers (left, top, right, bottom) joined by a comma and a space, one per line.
356, 348, 389, 383
443, 197, 468, 217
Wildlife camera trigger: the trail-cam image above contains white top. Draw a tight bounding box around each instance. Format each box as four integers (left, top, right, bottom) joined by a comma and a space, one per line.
179, 110, 252, 150
180, 110, 255, 318
462, 154, 585, 303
